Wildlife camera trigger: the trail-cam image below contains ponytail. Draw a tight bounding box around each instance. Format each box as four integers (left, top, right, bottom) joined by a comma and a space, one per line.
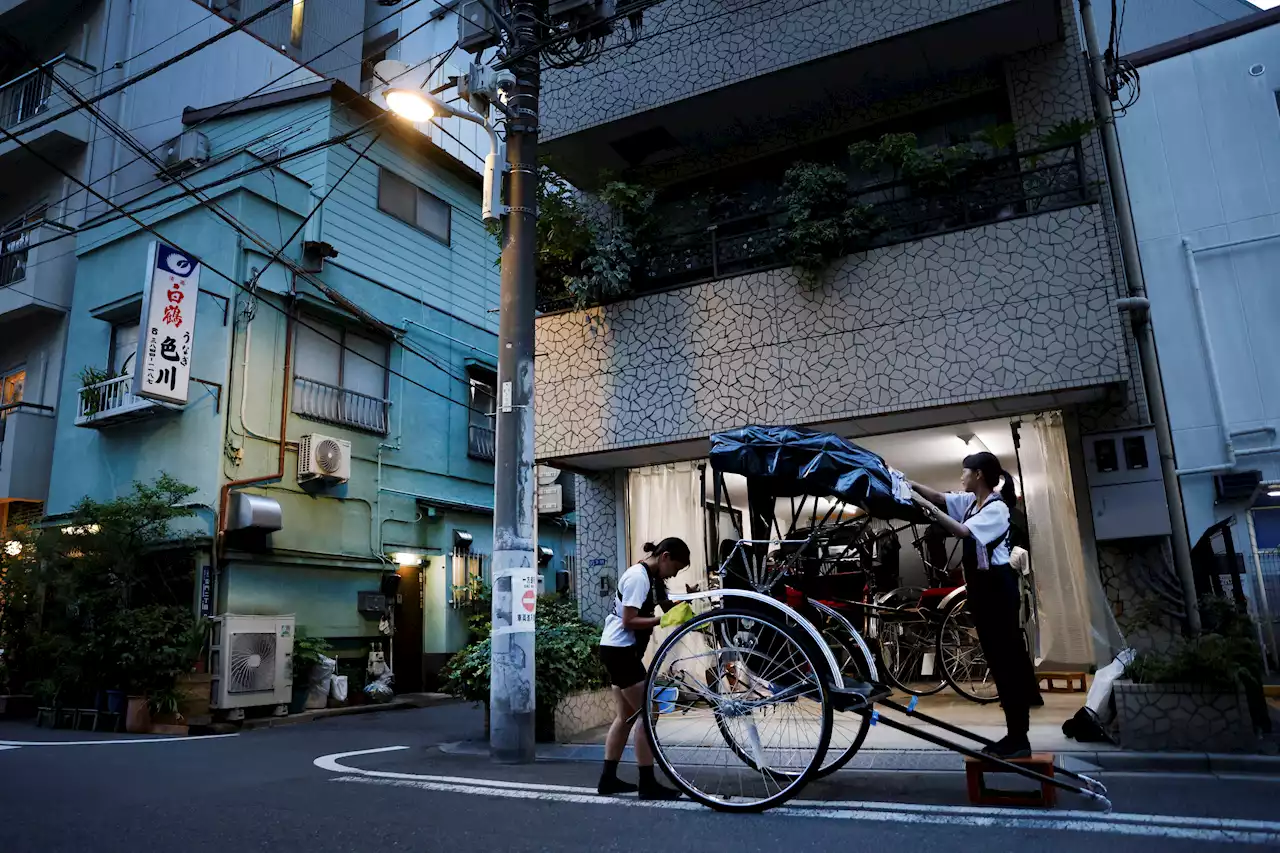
998, 469, 1017, 507
643, 537, 691, 563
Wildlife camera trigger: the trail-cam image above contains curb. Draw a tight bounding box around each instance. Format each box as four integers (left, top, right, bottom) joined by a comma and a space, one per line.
240, 693, 460, 730
437, 740, 1280, 776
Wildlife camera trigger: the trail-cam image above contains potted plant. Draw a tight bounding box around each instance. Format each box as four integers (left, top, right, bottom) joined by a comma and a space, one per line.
291, 630, 332, 714
1115, 597, 1265, 752
174, 620, 211, 728
148, 687, 187, 736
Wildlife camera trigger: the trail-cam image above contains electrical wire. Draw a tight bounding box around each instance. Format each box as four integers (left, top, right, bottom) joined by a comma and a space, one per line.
29, 0, 451, 225
0, 117, 487, 416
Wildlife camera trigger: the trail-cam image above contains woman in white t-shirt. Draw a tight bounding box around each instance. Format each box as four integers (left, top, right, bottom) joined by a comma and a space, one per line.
596, 537, 691, 799
911, 451, 1039, 759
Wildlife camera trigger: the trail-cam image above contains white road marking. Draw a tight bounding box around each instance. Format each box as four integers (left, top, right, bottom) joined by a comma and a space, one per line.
315, 746, 1280, 845
0, 734, 238, 747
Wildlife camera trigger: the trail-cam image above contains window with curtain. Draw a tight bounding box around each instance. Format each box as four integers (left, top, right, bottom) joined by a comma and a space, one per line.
293, 315, 390, 433
377, 167, 452, 245
111, 321, 139, 376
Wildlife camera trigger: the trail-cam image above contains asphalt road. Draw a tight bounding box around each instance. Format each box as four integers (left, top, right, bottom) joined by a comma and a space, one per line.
1, 704, 1278, 852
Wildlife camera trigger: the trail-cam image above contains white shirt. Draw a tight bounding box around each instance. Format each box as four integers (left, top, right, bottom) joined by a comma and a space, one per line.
944, 492, 1012, 568
600, 563, 651, 648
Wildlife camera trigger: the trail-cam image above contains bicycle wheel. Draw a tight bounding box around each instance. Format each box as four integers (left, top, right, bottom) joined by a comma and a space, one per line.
809, 603, 875, 778
877, 607, 946, 696
938, 599, 999, 703
645, 608, 833, 813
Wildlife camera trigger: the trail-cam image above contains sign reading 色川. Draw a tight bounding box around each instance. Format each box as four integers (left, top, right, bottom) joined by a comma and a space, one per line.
133, 241, 200, 405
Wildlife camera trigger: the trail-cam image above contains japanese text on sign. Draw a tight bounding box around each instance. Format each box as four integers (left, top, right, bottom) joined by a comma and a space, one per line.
133, 242, 200, 405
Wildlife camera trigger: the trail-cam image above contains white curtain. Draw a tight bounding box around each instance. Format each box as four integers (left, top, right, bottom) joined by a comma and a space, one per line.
627, 463, 709, 667
1022, 413, 1124, 667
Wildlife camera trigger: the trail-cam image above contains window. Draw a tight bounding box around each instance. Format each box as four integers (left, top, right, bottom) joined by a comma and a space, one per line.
111, 322, 140, 376
378, 168, 451, 245
2, 369, 24, 406
467, 369, 496, 461
293, 316, 390, 433
290, 0, 305, 49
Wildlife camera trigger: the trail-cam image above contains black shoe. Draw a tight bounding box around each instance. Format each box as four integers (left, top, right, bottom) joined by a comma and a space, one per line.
597, 777, 639, 796
982, 736, 1032, 760
639, 783, 683, 801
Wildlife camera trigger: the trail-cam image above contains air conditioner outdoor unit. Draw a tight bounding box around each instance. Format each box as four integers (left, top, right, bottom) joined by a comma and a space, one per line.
298, 433, 351, 484
162, 130, 210, 173
209, 614, 295, 713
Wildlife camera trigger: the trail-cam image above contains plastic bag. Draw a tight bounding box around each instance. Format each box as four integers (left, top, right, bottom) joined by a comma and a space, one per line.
329, 674, 349, 706
364, 670, 395, 704
660, 602, 694, 628
306, 655, 337, 710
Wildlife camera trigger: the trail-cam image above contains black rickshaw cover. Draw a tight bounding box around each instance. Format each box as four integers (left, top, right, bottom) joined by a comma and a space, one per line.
709, 425, 918, 520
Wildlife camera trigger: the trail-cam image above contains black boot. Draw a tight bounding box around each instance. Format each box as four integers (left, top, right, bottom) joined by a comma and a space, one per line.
638, 765, 682, 800
597, 760, 638, 795
982, 734, 1032, 759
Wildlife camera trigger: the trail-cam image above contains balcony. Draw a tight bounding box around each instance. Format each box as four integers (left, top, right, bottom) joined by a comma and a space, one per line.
0, 55, 94, 169
0, 220, 76, 321
468, 424, 496, 461
541, 0, 1062, 183
540, 141, 1090, 312
75, 374, 172, 428
0, 401, 55, 501
292, 376, 389, 434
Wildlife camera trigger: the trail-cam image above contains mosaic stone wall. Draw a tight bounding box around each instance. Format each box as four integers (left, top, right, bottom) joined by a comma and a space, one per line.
536, 203, 1127, 460
1114, 681, 1257, 753
553, 688, 616, 742
541, 0, 1014, 141
574, 472, 621, 626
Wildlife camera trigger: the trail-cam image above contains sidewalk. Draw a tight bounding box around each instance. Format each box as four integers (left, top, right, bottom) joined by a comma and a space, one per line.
439, 690, 1280, 776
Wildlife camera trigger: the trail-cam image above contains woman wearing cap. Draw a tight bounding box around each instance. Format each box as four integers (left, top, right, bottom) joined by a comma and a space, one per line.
596, 537, 692, 799
911, 451, 1038, 759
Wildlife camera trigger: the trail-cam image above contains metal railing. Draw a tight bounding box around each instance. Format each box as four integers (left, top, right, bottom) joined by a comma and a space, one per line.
0, 227, 30, 286
77, 374, 153, 423
538, 141, 1091, 312
1249, 550, 1280, 668
468, 423, 495, 461
0, 59, 57, 131
292, 375, 389, 434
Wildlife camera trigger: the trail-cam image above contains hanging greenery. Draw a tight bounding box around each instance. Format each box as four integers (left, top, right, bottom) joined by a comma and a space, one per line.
566, 178, 657, 308
776, 161, 881, 286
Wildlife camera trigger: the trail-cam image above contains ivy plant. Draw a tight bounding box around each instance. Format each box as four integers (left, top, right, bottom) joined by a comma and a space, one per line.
777, 162, 880, 286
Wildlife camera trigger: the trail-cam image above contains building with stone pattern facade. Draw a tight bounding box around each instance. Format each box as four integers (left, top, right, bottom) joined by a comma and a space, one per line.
533, 0, 1184, 666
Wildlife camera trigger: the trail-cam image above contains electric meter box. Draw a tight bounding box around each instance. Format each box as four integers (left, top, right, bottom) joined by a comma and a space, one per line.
1082, 427, 1171, 541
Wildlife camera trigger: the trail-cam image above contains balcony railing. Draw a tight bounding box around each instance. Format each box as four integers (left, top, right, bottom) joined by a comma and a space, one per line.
0, 62, 55, 131
539, 141, 1091, 312
0, 226, 30, 287
468, 423, 496, 461
293, 376, 389, 434
75, 374, 162, 427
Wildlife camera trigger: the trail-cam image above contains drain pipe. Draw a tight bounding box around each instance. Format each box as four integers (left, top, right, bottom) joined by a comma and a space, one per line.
1080, 0, 1200, 632
218, 294, 295, 552
1174, 235, 1280, 476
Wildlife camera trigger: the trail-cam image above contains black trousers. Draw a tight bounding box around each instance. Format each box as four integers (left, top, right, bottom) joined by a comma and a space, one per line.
966, 564, 1035, 738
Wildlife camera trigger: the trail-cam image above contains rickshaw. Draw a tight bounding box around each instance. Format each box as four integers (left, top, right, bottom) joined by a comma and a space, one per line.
641, 425, 1109, 813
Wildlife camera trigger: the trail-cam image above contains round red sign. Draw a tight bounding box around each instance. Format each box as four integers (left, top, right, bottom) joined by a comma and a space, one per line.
522, 589, 536, 613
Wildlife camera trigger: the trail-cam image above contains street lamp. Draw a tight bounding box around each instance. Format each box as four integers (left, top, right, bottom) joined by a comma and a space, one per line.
380, 73, 504, 224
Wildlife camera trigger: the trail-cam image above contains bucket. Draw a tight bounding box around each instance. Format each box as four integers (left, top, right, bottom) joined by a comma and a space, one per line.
652, 684, 677, 715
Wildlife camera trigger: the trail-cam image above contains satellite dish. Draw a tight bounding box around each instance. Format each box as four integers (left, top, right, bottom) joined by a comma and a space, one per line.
536, 466, 561, 487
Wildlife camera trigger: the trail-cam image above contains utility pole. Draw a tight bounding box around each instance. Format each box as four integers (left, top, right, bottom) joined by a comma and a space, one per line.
1078, 0, 1201, 634
489, 0, 541, 763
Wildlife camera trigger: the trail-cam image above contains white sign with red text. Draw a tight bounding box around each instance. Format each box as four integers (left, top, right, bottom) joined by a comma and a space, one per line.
133, 242, 200, 405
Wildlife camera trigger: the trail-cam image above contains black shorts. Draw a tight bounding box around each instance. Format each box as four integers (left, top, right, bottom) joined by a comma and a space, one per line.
598, 644, 646, 688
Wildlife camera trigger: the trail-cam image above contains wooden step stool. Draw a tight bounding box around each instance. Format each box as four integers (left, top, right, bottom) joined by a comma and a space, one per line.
965, 753, 1057, 808
1038, 671, 1088, 693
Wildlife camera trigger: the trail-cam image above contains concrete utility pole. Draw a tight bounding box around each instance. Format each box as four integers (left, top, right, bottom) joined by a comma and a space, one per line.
1077, 0, 1201, 634
489, 0, 541, 763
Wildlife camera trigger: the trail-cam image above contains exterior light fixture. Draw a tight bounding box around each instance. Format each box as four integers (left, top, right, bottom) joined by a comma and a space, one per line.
392, 552, 423, 567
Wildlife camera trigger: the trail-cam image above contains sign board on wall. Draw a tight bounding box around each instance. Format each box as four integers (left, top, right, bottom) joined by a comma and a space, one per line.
133, 241, 200, 404
537, 483, 563, 514
198, 565, 213, 618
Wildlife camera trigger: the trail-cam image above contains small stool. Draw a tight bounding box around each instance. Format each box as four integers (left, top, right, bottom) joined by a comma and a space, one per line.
965, 753, 1058, 808
1038, 671, 1088, 693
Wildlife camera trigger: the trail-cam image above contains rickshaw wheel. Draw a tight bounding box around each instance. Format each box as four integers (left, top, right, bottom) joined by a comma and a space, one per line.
644, 608, 833, 813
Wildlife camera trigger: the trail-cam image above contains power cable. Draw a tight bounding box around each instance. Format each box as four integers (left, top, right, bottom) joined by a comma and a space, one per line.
0, 117, 486, 416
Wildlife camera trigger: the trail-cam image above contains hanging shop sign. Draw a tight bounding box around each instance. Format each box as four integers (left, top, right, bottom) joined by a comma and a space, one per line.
133, 241, 200, 404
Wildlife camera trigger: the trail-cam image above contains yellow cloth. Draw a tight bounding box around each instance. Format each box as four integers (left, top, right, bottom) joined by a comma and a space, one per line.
660, 602, 694, 628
